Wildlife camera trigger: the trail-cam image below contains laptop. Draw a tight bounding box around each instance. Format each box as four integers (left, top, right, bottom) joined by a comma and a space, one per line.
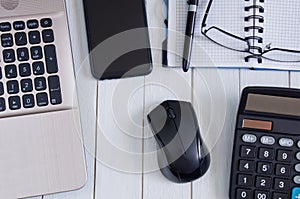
0, 0, 86, 198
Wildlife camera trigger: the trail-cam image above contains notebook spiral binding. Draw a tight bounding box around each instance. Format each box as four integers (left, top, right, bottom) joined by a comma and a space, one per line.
244, 0, 265, 63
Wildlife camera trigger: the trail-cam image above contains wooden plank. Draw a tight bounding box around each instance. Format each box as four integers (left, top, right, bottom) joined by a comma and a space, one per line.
240, 70, 289, 89
143, 66, 192, 199
192, 69, 240, 198
95, 77, 144, 199
44, 0, 98, 198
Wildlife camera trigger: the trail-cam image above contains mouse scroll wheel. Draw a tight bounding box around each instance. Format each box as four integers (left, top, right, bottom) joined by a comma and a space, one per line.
167, 108, 176, 119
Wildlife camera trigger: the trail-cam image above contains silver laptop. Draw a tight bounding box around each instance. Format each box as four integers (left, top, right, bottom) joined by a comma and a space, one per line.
0, 0, 86, 198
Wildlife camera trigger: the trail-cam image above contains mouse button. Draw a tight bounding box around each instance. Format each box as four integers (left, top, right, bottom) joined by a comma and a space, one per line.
176, 104, 199, 150
147, 104, 168, 134
155, 119, 178, 148
166, 108, 176, 119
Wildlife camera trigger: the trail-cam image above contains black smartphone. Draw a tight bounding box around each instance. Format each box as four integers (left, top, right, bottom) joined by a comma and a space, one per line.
83, 0, 153, 80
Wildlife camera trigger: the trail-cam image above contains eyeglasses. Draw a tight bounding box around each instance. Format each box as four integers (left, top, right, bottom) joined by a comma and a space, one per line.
201, 0, 300, 63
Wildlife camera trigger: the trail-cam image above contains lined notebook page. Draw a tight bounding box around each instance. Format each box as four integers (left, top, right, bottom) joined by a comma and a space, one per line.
171, 0, 248, 67
261, 0, 300, 68
167, 0, 300, 70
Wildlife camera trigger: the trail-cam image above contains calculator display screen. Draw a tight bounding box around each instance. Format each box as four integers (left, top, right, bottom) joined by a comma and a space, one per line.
246, 94, 300, 116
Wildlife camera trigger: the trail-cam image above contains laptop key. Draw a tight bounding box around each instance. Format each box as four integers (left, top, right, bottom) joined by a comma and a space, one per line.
9, 96, 21, 110
17, 48, 29, 62
29, 31, 41, 44
27, 19, 39, 29
1, 33, 13, 47
36, 92, 48, 107
42, 29, 54, 43
0, 82, 4, 95
22, 94, 35, 108
5, 64, 17, 78
34, 77, 47, 91
15, 32, 27, 46
19, 63, 31, 77
3, 49, 15, 63
13, 21, 25, 30
41, 18, 52, 27
0, 22, 11, 32
21, 79, 33, 93
48, 75, 62, 105
7, 80, 19, 94
44, 45, 58, 73
0, 98, 5, 111
32, 62, 45, 75
31, 46, 43, 60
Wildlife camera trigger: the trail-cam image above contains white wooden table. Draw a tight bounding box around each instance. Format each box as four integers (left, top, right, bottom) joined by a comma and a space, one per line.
26, 0, 300, 198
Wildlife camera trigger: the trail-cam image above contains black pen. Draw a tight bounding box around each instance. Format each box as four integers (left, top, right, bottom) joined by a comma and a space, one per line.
182, 0, 199, 72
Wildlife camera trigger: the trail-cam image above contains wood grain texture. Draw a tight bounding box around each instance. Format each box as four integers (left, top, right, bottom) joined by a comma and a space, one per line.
192, 69, 240, 198
95, 77, 144, 199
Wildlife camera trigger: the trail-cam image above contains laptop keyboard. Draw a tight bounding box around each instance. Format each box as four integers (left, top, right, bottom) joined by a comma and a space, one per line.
0, 18, 62, 112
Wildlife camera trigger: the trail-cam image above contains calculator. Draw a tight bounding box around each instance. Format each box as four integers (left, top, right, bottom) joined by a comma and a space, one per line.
229, 87, 300, 199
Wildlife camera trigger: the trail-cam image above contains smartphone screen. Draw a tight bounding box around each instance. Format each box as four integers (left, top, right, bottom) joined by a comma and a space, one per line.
83, 0, 152, 80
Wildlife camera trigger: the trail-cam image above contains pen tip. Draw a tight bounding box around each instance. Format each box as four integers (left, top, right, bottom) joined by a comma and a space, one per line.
182, 59, 189, 72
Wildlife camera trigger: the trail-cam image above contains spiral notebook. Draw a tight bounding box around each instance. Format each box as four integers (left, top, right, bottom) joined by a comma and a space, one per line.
166, 0, 300, 70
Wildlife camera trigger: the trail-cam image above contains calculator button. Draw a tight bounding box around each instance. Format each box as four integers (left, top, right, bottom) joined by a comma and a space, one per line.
5, 64, 17, 78
241, 146, 255, 158
22, 94, 34, 108
15, 32, 27, 46
260, 136, 275, 145
0, 82, 4, 95
9, 96, 21, 110
3, 49, 15, 63
19, 63, 31, 77
242, 134, 257, 143
0, 22, 11, 32
34, 77, 47, 91
273, 192, 288, 199
1, 33, 13, 47
296, 152, 300, 160
239, 160, 255, 172
13, 21, 25, 30
279, 138, 294, 147
21, 79, 33, 93
255, 176, 271, 189
294, 176, 300, 184
27, 19, 39, 29
236, 189, 251, 199
295, 164, 300, 172
277, 150, 292, 162
254, 190, 269, 199
0, 98, 5, 111
258, 148, 274, 160
17, 48, 29, 62
237, 174, 253, 186
32, 62, 45, 75
292, 187, 300, 199
31, 46, 43, 60
42, 29, 54, 43
44, 45, 58, 73
275, 164, 290, 176
257, 162, 272, 174
7, 80, 19, 94
36, 93, 48, 107
41, 18, 52, 27
29, 31, 41, 44
274, 178, 290, 191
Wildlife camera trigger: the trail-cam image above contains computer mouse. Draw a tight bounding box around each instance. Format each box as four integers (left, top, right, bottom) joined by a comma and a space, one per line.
147, 100, 210, 183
